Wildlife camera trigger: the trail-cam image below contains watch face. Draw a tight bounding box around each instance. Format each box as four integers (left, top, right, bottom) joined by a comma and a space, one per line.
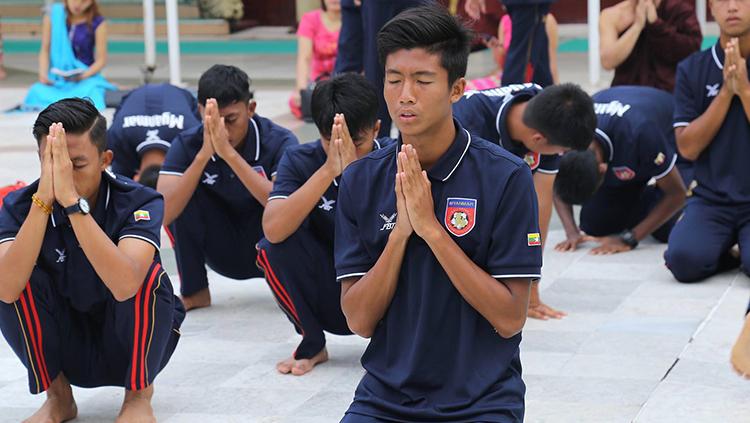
79, 198, 90, 214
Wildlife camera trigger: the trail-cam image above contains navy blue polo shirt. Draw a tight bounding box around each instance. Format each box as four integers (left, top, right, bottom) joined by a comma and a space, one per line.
108, 83, 201, 179
268, 138, 389, 246
592, 86, 677, 189
334, 120, 542, 422
453, 83, 560, 174
160, 114, 299, 213
674, 41, 750, 204
0, 171, 164, 312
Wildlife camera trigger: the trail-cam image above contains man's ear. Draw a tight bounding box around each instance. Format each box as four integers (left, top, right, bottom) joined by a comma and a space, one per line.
247, 100, 257, 117
598, 162, 608, 175
198, 103, 205, 119
450, 77, 467, 103
372, 119, 382, 138
530, 132, 546, 149
101, 149, 114, 170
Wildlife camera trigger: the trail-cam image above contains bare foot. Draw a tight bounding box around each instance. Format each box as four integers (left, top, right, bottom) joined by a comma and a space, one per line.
23, 374, 78, 423
116, 385, 156, 423
731, 314, 750, 379
276, 356, 296, 374
180, 287, 211, 311
291, 348, 329, 376
528, 283, 566, 320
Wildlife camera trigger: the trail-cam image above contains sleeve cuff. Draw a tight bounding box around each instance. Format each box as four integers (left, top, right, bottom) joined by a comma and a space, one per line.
653, 154, 678, 180
119, 233, 160, 250
159, 170, 184, 177
0, 237, 16, 244
336, 265, 372, 281
268, 195, 290, 201
489, 266, 542, 280
673, 121, 691, 128
536, 168, 559, 175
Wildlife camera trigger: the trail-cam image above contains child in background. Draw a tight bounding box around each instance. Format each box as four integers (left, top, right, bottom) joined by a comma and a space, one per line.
290, 0, 341, 119
466, 11, 559, 91
24, 0, 113, 110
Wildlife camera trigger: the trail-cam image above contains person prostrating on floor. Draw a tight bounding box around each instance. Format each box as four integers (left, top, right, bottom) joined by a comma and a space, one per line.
336, 6, 542, 422
258, 73, 386, 376
0, 98, 184, 423
157, 65, 299, 311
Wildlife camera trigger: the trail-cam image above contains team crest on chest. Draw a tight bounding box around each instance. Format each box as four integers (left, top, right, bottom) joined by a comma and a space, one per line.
613, 166, 636, 181
253, 165, 268, 179
523, 152, 540, 170
444, 197, 477, 237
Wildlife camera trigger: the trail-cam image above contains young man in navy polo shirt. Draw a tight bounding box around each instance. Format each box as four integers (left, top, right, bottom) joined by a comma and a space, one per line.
0, 98, 183, 423
665, 0, 750, 283
336, 6, 542, 421
108, 83, 201, 187
553, 85, 687, 254
665, 0, 750, 377
453, 82, 596, 320
157, 65, 298, 310
257, 73, 386, 376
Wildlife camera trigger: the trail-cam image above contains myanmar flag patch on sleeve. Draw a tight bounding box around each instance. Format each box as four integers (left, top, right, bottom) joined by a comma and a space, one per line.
134, 210, 151, 222
527, 233, 541, 246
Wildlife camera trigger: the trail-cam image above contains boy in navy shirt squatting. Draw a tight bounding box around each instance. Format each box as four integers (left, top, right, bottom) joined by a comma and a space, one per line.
553, 86, 687, 255
453, 82, 596, 320
0, 99, 184, 423
157, 65, 298, 311
336, 6, 542, 422
258, 73, 386, 376
662, 0, 750, 378
108, 83, 201, 187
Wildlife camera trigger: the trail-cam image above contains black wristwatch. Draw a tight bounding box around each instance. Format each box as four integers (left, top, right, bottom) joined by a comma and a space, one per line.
618, 229, 639, 249
63, 198, 90, 216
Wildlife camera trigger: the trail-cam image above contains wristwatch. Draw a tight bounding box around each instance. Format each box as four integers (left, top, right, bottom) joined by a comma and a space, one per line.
63, 198, 90, 216
618, 229, 639, 249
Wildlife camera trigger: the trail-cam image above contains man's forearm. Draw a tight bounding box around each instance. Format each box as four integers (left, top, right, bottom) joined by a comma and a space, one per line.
677, 89, 733, 160
601, 24, 642, 69
68, 214, 151, 302
158, 153, 211, 226
553, 193, 580, 237
263, 165, 336, 243
423, 227, 530, 338
737, 87, 750, 123
341, 233, 408, 338
225, 152, 273, 206
0, 207, 49, 303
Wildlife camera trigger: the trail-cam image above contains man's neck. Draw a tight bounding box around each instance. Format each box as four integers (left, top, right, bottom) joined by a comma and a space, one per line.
591, 139, 606, 164
401, 116, 456, 170
506, 102, 534, 150
720, 32, 750, 58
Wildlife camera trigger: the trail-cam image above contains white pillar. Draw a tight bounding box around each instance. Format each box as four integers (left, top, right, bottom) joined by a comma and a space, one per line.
143, 0, 157, 72
165, 0, 182, 86
697, 0, 707, 34
588, 0, 601, 87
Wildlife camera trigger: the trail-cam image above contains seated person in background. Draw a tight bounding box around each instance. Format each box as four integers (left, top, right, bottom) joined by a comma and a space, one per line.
554, 85, 687, 255
108, 83, 201, 186
157, 65, 299, 311
258, 73, 385, 376
24, 0, 114, 110
599, 0, 701, 92
453, 82, 596, 320
0, 98, 183, 423
466, 11, 559, 92
664, 0, 750, 283
290, 0, 342, 119
0, 30, 6, 80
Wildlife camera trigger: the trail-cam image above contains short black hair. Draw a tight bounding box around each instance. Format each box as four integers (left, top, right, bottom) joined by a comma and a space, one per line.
377, 4, 472, 86
523, 83, 596, 151
554, 150, 603, 205
32, 97, 107, 153
139, 164, 161, 190
198, 65, 253, 108
311, 73, 379, 141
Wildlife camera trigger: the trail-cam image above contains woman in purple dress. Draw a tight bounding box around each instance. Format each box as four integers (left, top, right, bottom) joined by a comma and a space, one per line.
38, 0, 108, 85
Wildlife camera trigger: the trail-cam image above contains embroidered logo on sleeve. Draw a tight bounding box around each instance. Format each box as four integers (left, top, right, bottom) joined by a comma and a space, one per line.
444, 198, 477, 237
134, 210, 151, 222
527, 233, 541, 246
253, 166, 268, 179
654, 152, 666, 166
